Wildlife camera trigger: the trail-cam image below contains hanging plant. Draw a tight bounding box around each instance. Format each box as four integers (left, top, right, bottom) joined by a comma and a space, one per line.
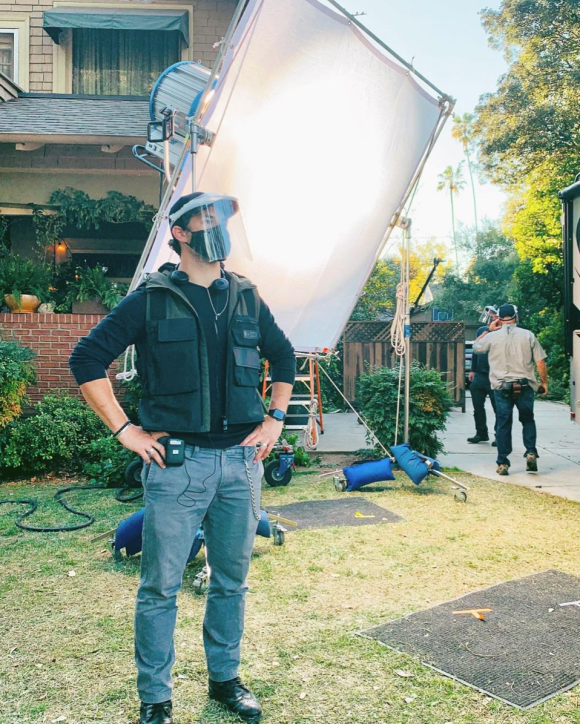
49, 188, 156, 231
32, 208, 66, 261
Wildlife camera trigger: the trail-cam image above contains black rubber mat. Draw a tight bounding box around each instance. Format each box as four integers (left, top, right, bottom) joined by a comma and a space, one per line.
266, 497, 403, 529
359, 569, 580, 709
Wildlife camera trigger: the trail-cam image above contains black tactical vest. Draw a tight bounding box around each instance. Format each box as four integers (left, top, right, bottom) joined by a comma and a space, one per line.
135, 269, 265, 433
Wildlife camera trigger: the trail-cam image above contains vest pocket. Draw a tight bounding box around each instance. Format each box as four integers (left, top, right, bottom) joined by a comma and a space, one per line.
150, 319, 200, 395
232, 317, 261, 347
233, 346, 261, 386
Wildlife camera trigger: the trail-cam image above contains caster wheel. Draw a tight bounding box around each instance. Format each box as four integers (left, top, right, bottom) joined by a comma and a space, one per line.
273, 528, 285, 546
264, 459, 293, 487
125, 458, 143, 487
454, 490, 468, 503
112, 546, 124, 561
193, 570, 209, 595
333, 476, 347, 492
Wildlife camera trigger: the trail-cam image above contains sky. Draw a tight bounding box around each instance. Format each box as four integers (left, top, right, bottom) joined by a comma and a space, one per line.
329, 0, 509, 258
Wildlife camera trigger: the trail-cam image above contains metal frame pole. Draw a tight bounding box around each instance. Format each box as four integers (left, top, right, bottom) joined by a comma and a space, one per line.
403, 219, 412, 441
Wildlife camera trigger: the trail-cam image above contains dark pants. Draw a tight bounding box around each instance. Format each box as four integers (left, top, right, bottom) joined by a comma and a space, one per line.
493, 386, 538, 467
470, 373, 496, 438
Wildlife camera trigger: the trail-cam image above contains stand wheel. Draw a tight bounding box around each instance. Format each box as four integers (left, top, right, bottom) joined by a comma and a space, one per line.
264, 459, 293, 487
454, 490, 468, 503
112, 546, 124, 561
193, 568, 209, 595
273, 527, 285, 546
125, 458, 143, 487
333, 476, 347, 492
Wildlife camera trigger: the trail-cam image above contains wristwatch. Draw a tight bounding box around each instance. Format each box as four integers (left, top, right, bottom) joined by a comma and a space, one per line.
267, 408, 286, 422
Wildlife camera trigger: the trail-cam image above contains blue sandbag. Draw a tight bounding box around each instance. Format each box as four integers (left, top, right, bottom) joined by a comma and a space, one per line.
391, 442, 440, 486
115, 508, 202, 560
114, 506, 273, 558
256, 509, 271, 538
115, 508, 145, 556
342, 457, 395, 491
187, 529, 204, 562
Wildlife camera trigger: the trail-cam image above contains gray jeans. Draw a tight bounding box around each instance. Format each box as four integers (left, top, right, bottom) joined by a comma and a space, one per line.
135, 444, 263, 704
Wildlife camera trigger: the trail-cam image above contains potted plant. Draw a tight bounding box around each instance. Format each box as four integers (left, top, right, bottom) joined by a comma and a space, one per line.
0, 255, 52, 313
67, 266, 127, 314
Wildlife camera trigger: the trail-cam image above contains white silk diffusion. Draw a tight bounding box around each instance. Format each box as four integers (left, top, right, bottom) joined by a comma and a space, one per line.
143, 0, 443, 351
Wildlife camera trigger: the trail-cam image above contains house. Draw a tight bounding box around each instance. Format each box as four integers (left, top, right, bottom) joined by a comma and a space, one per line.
0, 0, 237, 402
0, 0, 237, 270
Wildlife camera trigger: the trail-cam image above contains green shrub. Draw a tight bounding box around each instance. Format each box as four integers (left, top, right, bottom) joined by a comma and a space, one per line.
0, 255, 53, 306
0, 337, 36, 431
357, 363, 452, 458
82, 436, 136, 487
0, 395, 107, 474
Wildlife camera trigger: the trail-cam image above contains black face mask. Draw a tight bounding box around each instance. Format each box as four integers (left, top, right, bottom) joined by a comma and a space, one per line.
186, 225, 231, 262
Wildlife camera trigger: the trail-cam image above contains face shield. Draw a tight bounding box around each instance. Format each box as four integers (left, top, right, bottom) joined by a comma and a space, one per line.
480, 305, 499, 324
168, 193, 252, 263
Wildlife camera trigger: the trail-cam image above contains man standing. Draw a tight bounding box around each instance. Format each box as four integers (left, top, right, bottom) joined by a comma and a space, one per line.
467, 305, 498, 445
473, 303, 548, 476
70, 192, 296, 724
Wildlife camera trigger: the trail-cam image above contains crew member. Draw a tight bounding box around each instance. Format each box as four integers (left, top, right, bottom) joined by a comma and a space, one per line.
69, 192, 296, 724
467, 305, 498, 445
472, 303, 548, 475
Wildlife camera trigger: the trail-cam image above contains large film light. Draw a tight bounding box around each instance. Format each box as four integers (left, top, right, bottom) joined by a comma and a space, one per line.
141, 0, 447, 351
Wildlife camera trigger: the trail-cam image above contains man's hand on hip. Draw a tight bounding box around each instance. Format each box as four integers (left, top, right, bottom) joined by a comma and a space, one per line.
241, 417, 284, 462
117, 425, 168, 468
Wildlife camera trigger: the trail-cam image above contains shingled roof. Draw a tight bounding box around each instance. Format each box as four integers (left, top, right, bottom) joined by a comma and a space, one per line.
0, 94, 149, 142
0, 71, 22, 103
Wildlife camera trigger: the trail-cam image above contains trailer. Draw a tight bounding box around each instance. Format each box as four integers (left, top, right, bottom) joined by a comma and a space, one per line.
558, 179, 580, 423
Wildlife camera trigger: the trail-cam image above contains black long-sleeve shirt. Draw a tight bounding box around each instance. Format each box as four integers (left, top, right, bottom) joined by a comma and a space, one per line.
69, 279, 296, 448
471, 324, 491, 376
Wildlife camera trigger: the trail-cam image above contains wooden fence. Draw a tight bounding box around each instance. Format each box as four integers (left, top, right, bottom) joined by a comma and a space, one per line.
343, 320, 465, 407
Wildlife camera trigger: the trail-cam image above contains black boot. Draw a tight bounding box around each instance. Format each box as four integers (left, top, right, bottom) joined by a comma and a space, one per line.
467, 434, 489, 444
139, 700, 173, 724
209, 677, 262, 723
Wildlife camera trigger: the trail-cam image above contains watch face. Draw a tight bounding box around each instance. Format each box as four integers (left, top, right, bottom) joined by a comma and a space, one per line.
270, 409, 285, 421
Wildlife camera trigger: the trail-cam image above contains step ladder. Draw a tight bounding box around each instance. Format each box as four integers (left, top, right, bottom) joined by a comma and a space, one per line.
262, 357, 324, 449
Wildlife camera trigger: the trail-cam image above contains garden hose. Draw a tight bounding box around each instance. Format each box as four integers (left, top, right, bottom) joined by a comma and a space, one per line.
0, 484, 107, 532
114, 486, 143, 503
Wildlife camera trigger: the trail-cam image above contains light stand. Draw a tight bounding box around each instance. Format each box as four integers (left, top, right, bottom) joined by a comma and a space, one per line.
396, 216, 412, 441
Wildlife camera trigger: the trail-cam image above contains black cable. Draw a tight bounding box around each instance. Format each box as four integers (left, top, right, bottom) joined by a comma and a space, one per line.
0, 484, 105, 532
115, 486, 144, 503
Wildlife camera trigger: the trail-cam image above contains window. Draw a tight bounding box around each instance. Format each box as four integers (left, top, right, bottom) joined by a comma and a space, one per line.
72, 28, 179, 95
0, 29, 17, 81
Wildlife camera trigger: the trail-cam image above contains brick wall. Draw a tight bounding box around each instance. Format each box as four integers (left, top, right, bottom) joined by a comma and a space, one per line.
0, 313, 125, 403
10, 0, 238, 92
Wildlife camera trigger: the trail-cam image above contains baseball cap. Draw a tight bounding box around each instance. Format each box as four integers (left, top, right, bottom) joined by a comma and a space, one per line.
498, 303, 517, 319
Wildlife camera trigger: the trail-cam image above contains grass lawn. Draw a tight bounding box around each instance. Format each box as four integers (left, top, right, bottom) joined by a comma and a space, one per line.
1, 468, 579, 724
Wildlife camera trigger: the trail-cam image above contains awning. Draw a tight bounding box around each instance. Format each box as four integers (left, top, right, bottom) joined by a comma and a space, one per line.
43, 7, 189, 46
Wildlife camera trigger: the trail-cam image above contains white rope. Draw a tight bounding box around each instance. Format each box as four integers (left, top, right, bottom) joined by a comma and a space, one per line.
115, 345, 138, 382
390, 280, 407, 357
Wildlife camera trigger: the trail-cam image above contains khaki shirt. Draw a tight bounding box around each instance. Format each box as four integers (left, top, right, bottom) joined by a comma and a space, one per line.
472, 324, 546, 391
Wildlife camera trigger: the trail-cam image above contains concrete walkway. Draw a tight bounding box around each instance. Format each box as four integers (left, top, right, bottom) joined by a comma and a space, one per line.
439, 396, 580, 503
314, 411, 370, 452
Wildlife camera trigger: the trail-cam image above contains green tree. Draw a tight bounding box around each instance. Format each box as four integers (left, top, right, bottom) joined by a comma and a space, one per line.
475, 0, 580, 184
437, 163, 466, 270
452, 113, 479, 236
474, 0, 579, 400
436, 221, 518, 317
350, 257, 399, 320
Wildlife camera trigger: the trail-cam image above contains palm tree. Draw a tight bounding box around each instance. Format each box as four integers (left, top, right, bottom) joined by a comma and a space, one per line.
452, 113, 478, 238
437, 163, 466, 270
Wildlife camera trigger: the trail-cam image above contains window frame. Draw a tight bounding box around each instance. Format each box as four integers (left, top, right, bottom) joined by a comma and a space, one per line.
0, 14, 29, 91
0, 28, 18, 82
52, 2, 193, 94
